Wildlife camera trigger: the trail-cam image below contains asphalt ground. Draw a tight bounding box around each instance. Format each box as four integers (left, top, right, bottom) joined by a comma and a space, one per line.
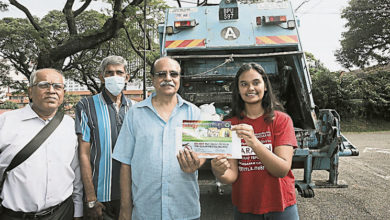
199, 131, 390, 220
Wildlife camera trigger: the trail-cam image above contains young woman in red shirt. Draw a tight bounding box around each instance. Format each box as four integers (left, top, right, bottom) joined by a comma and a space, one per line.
211, 63, 299, 219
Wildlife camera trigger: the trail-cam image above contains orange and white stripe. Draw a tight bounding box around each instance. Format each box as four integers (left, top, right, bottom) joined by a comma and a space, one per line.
256, 35, 298, 45
165, 39, 205, 48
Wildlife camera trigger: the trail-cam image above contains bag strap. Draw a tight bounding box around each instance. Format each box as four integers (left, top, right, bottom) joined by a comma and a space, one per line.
0, 110, 64, 189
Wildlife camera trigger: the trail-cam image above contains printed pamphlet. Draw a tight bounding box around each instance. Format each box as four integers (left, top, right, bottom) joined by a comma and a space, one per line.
176, 120, 241, 159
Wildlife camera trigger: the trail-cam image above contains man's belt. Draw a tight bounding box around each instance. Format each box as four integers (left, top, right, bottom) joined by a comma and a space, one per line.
2, 196, 70, 219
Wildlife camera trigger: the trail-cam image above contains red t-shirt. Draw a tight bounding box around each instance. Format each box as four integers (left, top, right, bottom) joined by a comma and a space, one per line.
227, 111, 298, 214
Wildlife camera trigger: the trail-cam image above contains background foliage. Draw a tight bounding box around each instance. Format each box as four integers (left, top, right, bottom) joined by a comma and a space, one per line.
309, 57, 390, 121
0, 0, 166, 94
0, 100, 19, 109
335, 0, 390, 69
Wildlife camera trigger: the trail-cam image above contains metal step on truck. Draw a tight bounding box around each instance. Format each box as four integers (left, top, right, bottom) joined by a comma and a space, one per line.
158, 0, 359, 197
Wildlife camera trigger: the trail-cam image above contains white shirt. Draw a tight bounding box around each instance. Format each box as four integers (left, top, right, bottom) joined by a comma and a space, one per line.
0, 105, 83, 217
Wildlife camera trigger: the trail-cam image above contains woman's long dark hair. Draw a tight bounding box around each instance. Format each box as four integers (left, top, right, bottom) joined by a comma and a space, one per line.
226, 62, 284, 123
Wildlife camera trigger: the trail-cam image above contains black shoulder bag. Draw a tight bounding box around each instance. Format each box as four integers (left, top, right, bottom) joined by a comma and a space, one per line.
0, 110, 64, 213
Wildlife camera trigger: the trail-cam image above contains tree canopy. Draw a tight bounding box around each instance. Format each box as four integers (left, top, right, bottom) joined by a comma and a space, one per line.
305, 52, 330, 74
335, 0, 390, 69
0, 0, 167, 93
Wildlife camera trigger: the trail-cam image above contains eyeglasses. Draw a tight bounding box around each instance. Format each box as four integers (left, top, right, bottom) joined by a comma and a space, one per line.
33, 81, 65, 90
155, 71, 180, 78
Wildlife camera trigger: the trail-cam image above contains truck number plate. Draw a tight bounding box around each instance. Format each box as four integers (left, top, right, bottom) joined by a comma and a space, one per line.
219, 7, 238, 20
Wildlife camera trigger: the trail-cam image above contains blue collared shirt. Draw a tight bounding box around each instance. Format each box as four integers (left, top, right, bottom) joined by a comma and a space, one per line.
113, 93, 201, 220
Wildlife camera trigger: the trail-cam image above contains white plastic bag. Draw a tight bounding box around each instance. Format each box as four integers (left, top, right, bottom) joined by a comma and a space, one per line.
199, 102, 222, 121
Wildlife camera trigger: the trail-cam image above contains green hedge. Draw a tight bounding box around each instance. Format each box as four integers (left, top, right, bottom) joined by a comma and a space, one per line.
311, 66, 390, 120
0, 100, 19, 109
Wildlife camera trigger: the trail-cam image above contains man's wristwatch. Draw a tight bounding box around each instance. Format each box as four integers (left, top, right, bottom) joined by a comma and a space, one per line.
87, 200, 97, 209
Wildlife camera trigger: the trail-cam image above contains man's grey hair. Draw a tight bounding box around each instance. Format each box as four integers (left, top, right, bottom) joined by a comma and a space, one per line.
99, 55, 128, 75
29, 68, 65, 87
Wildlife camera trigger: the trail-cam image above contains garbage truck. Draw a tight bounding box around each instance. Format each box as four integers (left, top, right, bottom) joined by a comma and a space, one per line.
158, 0, 359, 197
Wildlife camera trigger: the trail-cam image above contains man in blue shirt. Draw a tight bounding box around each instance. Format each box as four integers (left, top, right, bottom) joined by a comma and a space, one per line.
75, 56, 133, 219
113, 57, 206, 220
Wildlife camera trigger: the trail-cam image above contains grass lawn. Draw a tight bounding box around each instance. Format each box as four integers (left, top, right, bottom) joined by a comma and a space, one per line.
341, 118, 390, 132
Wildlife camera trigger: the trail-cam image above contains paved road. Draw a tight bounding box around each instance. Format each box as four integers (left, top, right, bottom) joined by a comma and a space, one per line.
200, 131, 390, 220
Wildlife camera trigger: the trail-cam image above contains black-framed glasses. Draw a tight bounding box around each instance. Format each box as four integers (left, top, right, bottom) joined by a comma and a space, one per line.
155, 71, 180, 78
33, 81, 65, 90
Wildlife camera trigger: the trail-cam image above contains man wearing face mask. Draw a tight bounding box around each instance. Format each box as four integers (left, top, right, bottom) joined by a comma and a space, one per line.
74, 55, 134, 220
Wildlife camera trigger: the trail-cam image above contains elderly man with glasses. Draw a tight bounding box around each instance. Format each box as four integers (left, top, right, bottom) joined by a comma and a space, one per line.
113, 56, 206, 220
0, 68, 83, 220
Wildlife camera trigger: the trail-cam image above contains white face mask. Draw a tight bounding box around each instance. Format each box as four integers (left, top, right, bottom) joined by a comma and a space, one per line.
104, 76, 125, 96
